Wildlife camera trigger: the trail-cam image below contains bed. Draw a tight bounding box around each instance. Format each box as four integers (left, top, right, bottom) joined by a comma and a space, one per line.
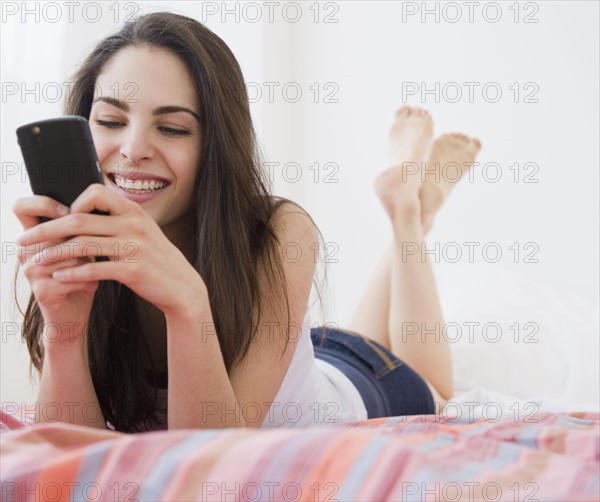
2, 265, 598, 501
1, 397, 598, 502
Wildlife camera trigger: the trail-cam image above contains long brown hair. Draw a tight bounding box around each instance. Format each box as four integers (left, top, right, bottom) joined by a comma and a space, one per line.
18, 12, 327, 432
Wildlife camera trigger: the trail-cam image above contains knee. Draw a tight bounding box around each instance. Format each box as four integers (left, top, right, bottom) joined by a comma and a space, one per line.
425, 379, 450, 411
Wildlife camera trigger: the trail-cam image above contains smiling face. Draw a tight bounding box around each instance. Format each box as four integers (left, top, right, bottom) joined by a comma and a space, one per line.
89, 45, 202, 231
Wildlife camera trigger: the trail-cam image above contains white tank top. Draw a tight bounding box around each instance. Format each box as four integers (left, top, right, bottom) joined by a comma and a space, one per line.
260, 310, 368, 428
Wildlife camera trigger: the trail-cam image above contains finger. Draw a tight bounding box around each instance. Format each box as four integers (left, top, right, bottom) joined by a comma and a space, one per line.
12, 196, 69, 230
22, 252, 93, 277
31, 277, 99, 305
70, 183, 136, 217
17, 212, 123, 246
19, 240, 64, 265
19, 239, 91, 266
51, 260, 123, 283
29, 236, 140, 265
24, 257, 100, 301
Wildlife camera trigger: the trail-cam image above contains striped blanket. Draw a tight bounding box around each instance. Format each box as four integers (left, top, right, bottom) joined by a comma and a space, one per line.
1, 408, 598, 501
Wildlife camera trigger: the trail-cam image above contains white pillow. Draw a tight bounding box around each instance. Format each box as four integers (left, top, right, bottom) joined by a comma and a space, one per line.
433, 261, 599, 411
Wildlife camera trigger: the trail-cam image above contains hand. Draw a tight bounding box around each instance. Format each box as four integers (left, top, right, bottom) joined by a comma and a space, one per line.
16, 184, 207, 318
13, 195, 98, 346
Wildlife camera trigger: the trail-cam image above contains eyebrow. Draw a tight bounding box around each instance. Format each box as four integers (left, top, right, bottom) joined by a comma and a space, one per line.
92, 96, 200, 122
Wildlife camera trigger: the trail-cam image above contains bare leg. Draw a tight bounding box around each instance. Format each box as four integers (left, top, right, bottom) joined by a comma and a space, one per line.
348, 130, 482, 352
347, 243, 393, 350
347, 106, 432, 350
347, 107, 480, 402
346, 241, 451, 405
374, 106, 452, 401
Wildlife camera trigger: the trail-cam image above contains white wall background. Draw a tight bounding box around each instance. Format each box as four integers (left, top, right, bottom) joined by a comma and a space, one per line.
2, 1, 599, 411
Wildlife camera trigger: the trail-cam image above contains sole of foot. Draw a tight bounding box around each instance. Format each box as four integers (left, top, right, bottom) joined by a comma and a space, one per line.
374, 106, 434, 222
419, 133, 481, 234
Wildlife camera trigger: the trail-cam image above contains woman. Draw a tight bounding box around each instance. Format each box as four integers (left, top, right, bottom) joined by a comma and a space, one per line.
13, 12, 480, 432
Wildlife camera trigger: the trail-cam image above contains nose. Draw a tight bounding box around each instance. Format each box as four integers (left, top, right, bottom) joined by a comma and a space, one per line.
119, 124, 155, 165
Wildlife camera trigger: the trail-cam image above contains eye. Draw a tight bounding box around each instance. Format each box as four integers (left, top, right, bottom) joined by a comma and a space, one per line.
96, 119, 124, 129
159, 126, 191, 137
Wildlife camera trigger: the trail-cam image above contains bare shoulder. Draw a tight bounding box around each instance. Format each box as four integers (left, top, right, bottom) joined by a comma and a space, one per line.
253, 198, 319, 337
269, 199, 319, 243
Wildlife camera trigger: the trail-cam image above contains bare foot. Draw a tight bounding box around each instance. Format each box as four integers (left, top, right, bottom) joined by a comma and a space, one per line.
374, 106, 434, 222
420, 133, 481, 234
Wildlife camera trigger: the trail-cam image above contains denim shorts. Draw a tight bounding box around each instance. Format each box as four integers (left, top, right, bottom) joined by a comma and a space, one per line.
310, 327, 435, 418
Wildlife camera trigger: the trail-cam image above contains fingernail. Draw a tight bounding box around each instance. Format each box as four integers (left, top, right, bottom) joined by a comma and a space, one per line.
52, 270, 66, 279
57, 205, 69, 216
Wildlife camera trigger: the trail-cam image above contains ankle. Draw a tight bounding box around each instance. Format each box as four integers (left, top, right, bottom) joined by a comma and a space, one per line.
389, 197, 423, 230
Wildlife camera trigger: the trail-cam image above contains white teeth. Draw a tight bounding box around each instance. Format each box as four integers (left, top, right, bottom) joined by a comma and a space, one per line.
113, 175, 167, 191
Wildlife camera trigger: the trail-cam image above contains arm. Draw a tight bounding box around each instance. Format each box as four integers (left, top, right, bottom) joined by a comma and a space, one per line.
37, 326, 106, 429
24, 186, 317, 429
166, 204, 318, 429
22, 187, 246, 429
12, 195, 105, 428
165, 284, 247, 429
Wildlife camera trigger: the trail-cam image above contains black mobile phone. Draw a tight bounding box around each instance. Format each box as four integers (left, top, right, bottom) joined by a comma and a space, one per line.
16, 116, 106, 215
17, 116, 109, 261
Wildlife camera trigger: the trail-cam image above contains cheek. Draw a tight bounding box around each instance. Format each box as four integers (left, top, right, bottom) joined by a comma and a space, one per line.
170, 150, 201, 184
170, 153, 199, 208
90, 133, 114, 163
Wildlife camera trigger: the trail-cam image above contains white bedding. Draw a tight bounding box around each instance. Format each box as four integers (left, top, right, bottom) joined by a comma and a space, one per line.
434, 261, 599, 412
445, 387, 596, 422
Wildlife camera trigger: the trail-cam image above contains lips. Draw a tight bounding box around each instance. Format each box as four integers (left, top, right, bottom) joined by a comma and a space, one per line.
113, 174, 168, 191
107, 173, 171, 202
